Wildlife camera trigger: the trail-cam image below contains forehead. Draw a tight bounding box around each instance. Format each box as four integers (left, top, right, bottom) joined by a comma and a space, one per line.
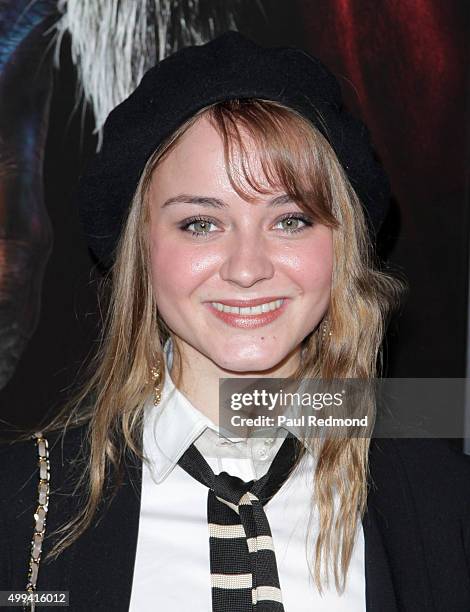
149, 115, 270, 198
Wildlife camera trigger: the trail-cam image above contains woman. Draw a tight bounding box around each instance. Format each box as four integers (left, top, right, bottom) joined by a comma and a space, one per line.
1, 31, 470, 612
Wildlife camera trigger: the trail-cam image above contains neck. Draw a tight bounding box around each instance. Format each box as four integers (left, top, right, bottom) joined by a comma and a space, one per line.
169, 340, 302, 426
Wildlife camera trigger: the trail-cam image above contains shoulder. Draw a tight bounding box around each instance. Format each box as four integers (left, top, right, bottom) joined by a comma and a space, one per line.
368, 437, 470, 519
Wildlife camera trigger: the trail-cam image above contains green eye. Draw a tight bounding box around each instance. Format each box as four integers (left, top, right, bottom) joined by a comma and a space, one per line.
191, 220, 213, 233
275, 214, 313, 234
280, 218, 302, 230
180, 217, 218, 237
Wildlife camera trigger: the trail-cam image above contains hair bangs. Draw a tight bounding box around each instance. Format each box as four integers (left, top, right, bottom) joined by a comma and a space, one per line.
206, 98, 340, 230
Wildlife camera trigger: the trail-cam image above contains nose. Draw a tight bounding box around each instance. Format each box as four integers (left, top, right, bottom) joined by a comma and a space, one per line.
219, 233, 275, 287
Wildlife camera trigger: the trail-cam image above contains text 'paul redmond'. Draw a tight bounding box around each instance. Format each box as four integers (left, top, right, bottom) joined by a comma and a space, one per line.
230, 414, 369, 428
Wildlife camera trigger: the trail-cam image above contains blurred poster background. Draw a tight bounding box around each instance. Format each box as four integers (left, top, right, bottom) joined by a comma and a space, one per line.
0, 1, 468, 450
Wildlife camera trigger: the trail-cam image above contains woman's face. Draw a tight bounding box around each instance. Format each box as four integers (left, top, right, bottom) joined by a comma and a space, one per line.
148, 115, 333, 373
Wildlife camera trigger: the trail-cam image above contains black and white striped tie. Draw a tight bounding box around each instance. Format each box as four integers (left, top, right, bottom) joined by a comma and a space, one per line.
177, 432, 301, 611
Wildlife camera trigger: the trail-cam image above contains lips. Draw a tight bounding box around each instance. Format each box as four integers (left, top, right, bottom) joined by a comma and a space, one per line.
207, 296, 287, 307
204, 298, 289, 329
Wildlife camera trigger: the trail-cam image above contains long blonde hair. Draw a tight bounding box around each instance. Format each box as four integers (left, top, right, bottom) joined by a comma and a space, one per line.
26, 98, 405, 593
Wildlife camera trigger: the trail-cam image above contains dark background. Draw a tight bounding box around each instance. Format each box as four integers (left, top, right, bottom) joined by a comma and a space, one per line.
1, 1, 469, 447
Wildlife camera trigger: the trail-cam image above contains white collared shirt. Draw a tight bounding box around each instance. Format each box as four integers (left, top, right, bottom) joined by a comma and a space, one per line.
129, 338, 366, 611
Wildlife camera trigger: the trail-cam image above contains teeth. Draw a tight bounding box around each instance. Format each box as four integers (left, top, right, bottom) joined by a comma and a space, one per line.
211, 299, 284, 315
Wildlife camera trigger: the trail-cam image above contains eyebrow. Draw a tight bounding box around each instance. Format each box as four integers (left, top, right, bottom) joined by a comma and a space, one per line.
161, 193, 294, 209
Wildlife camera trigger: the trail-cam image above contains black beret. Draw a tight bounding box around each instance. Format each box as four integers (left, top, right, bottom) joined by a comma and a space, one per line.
78, 30, 391, 271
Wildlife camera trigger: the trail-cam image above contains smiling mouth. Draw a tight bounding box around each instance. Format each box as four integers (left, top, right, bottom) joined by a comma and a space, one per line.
205, 298, 289, 329
210, 298, 285, 315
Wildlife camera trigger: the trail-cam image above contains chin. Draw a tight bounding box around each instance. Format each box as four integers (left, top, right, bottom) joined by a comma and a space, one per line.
212, 350, 286, 375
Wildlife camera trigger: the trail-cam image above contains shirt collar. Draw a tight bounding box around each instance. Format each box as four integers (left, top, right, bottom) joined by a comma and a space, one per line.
143, 337, 310, 483
143, 337, 219, 483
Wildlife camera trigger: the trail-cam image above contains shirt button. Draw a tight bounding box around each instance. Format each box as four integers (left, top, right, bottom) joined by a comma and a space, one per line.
264, 438, 274, 446
257, 447, 270, 460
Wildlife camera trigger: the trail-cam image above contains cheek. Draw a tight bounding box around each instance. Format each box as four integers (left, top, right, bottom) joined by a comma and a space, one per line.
151, 241, 190, 302
149, 233, 216, 301
302, 250, 333, 290
285, 232, 333, 293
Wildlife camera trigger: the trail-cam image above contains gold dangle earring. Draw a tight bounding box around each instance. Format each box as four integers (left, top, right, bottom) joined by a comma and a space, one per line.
150, 359, 163, 406
321, 317, 332, 341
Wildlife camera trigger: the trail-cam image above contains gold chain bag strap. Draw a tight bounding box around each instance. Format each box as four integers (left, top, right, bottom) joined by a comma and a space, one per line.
23, 432, 50, 612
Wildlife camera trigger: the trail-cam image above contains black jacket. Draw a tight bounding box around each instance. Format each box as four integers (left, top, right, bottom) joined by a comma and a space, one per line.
1, 424, 470, 611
